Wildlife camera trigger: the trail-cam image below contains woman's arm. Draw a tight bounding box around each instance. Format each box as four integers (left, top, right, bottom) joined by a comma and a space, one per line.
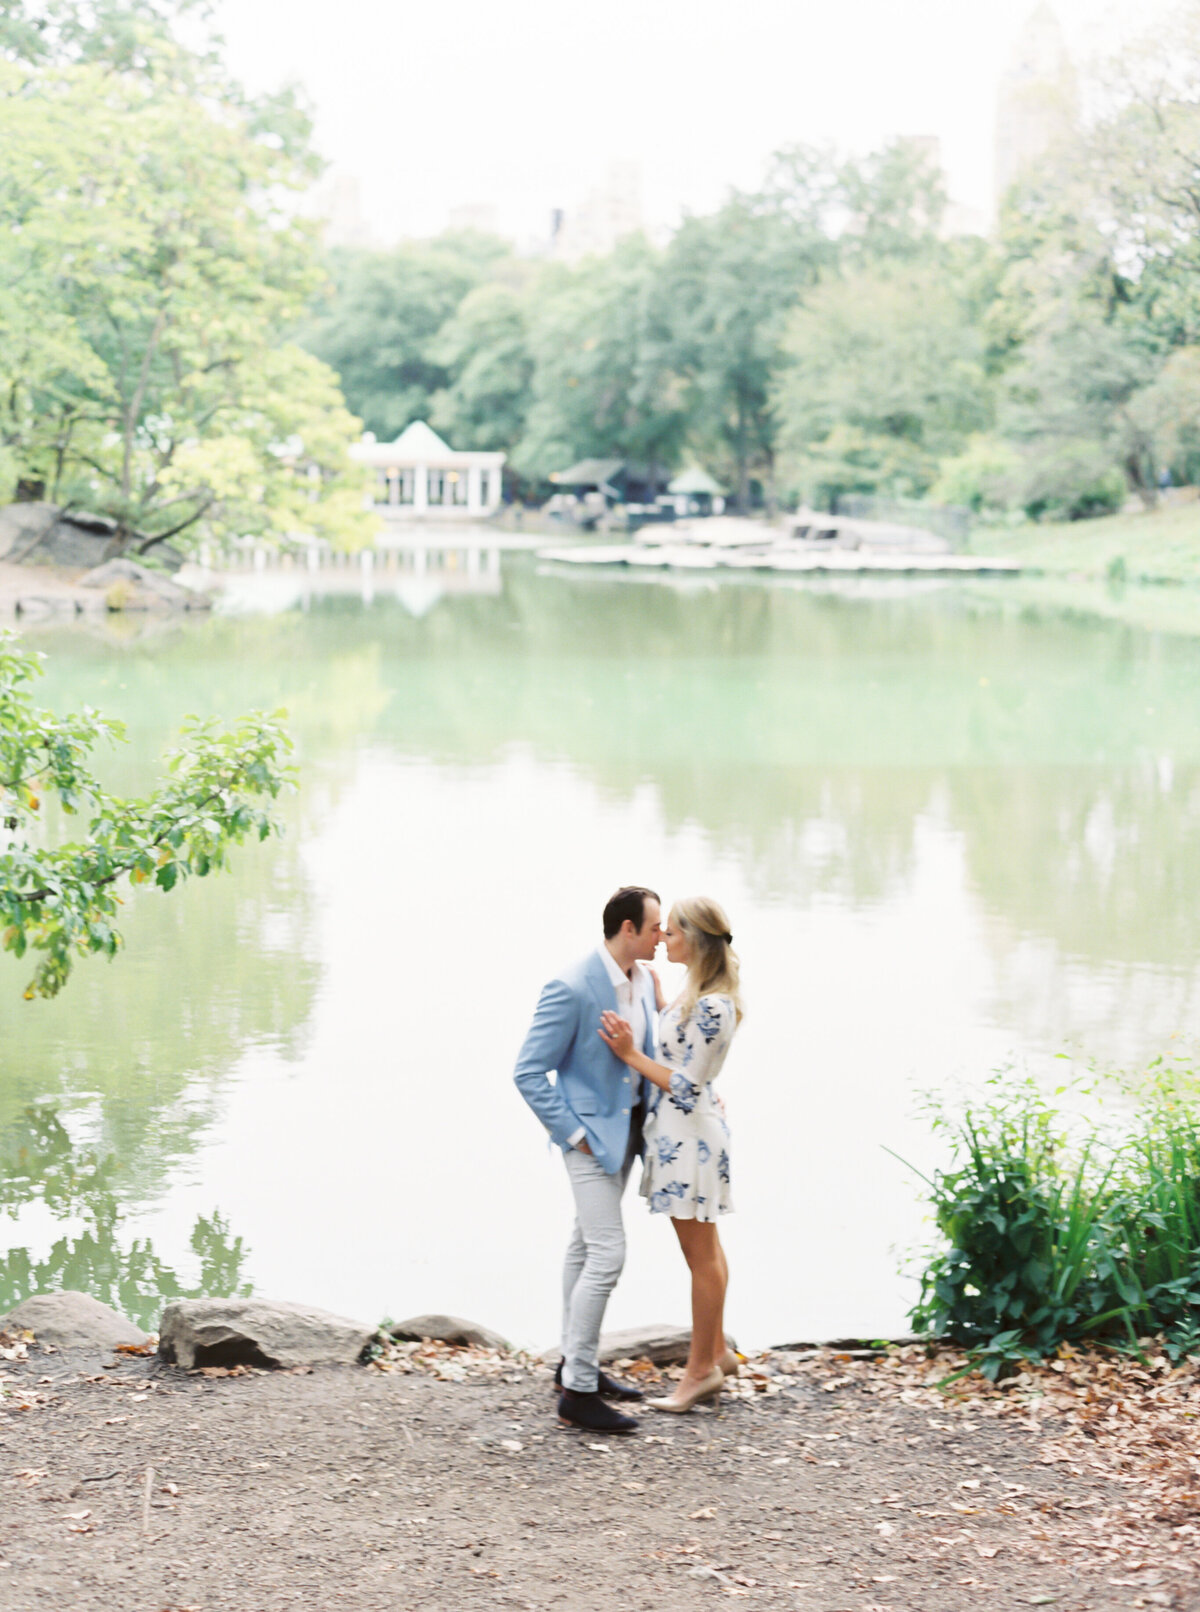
599, 1011, 705, 1113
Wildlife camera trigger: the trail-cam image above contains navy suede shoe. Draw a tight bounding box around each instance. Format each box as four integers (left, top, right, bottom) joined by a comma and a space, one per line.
557, 1388, 639, 1434
554, 1360, 644, 1402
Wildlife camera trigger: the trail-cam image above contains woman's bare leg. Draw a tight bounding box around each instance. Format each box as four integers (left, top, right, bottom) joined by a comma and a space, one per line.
671, 1218, 728, 1388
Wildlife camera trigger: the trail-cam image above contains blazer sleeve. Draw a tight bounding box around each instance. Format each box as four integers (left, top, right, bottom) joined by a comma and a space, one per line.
513, 978, 584, 1148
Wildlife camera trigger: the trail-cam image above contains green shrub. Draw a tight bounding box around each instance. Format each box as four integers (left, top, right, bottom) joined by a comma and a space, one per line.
1017, 441, 1127, 522
908, 1086, 1200, 1377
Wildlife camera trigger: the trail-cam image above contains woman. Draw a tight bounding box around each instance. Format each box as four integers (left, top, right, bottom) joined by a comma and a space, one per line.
598, 896, 742, 1413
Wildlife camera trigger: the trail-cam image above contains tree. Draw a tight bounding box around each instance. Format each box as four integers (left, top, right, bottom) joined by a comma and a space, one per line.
302, 236, 509, 443
0, 1, 368, 552
776, 261, 989, 504
837, 137, 948, 263
0, 632, 294, 998
429, 282, 534, 457
514, 236, 688, 482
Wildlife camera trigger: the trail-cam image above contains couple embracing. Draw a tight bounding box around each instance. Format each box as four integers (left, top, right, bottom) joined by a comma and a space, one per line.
514, 885, 742, 1435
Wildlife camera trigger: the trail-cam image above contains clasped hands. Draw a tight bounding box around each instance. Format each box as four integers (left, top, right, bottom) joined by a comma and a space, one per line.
597, 1010, 634, 1061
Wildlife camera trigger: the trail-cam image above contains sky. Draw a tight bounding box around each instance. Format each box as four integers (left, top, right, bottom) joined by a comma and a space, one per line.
215, 0, 1167, 247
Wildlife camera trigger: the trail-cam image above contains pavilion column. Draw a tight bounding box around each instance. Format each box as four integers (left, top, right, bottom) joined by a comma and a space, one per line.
467, 464, 482, 514
485, 467, 500, 510
414, 464, 428, 513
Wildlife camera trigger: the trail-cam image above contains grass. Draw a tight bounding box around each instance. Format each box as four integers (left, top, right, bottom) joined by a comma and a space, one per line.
967, 495, 1200, 584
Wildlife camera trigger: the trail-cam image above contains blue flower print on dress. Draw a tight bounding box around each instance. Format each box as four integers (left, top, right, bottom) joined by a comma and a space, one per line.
668, 1071, 700, 1113
696, 1138, 711, 1164
649, 1181, 690, 1213
718, 1149, 731, 1185
656, 1136, 681, 1165
696, 998, 723, 1043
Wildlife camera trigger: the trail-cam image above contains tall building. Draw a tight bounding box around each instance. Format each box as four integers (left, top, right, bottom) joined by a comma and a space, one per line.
306, 171, 374, 250
550, 160, 645, 262
994, 3, 1079, 214
446, 202, 501, 237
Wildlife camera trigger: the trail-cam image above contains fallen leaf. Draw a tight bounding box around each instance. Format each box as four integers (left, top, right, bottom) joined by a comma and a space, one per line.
690, 1507, 717, 1520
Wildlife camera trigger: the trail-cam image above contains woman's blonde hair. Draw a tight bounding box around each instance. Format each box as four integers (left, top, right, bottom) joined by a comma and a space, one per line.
672, 896, 743, 1025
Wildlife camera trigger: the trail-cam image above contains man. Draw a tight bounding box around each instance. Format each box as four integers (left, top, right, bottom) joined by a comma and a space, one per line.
514, 886, 662, 1434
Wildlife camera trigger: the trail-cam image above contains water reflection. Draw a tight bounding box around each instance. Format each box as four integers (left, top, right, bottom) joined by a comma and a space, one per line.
0, 1106, 249, 1331
8, 566, 1200, 1339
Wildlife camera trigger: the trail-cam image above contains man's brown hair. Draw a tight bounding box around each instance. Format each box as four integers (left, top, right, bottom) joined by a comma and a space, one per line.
602, 885, 660, 939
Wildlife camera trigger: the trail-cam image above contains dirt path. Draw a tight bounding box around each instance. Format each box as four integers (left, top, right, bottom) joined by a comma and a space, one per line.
1, 1343, 1192, 1612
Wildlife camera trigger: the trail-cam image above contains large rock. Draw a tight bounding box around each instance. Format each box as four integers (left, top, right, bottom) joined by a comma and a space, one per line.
389, 1314, 509, 1350
158, 1298, 375, 1370
79, 556, 209, 611
0, 501, 190, 572
597, 1325, 736, 1366
0, 1291, 148, 1351
0, 502, 121, 568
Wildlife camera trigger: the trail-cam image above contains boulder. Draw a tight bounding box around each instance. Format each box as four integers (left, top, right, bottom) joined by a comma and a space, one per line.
157, 1298, 375, 1370
389, 1314, 510, 1350
79, 556, 209, 611
597, 1324, 735, 1366
0, 502, 121, 568
0, 1291, 149, 1351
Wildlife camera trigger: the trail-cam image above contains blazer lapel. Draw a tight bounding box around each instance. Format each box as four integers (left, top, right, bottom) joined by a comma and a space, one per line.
585, 949, 617, 1018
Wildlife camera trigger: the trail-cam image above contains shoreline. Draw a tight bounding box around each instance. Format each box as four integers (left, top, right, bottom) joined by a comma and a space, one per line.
2, 1322, 1193, 1610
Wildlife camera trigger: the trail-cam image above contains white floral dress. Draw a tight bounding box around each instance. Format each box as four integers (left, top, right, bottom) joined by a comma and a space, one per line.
639, 992, 737, 1222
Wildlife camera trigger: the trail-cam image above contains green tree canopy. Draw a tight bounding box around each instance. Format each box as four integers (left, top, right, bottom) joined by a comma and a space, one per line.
0, 0, 368, 551
776, 260, 989, 503
514, 236, 687, 482
302, 235, 509, 443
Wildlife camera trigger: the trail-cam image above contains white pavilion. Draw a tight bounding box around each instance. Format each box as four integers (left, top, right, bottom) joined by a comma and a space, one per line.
351, 421, 505, 519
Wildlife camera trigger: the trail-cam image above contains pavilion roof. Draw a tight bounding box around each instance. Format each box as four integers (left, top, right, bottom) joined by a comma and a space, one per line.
387, 420, 453, 460
551, 458, 625, 487
668, 466, 725, 496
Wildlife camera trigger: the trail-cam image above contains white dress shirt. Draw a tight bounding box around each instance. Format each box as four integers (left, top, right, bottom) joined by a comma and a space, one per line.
567, 946, 648, 1150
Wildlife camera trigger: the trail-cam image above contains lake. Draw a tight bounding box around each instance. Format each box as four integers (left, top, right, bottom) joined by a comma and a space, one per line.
4, 558, 1199, 1348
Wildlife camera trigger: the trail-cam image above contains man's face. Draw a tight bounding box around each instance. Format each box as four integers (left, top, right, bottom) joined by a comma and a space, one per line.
631, 898, 662, 961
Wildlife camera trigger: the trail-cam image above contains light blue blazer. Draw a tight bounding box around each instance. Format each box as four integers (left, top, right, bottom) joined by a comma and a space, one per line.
514, 951, 658, 1176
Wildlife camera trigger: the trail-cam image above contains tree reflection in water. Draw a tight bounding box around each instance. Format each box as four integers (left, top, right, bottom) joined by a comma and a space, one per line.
0, 1105, 250, 1332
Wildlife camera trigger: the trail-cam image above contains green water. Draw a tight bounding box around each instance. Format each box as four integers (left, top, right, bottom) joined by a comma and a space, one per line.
3, 564, 1199, 1345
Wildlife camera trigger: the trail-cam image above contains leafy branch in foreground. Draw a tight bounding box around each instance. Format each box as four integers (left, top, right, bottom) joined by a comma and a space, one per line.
0, 631, 295, 998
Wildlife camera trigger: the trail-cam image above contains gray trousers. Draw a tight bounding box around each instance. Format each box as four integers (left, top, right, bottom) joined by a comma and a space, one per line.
560, 1136, 639, 1393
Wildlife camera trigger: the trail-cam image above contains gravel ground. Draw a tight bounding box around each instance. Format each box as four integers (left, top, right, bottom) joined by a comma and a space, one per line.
1, 1342, 1193, 1612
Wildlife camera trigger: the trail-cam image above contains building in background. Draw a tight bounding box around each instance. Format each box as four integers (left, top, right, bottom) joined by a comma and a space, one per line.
994, 3, 1079, 217
550, 160, 644, 261
305, 171, 375, 250
446, 202, 502, 237
352, 422, 505, 521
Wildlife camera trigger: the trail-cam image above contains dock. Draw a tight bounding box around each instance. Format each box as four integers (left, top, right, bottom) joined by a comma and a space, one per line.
537, 544, 1022, 577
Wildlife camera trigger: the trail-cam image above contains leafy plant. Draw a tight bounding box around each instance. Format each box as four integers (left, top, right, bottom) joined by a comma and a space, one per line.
908, 1082, 1200, 1377
0, 631, 294, 997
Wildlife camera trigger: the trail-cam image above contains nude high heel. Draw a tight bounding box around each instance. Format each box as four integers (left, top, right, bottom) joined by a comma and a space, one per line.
719, 1349, 742, 1377
646, 1365, 724, 1413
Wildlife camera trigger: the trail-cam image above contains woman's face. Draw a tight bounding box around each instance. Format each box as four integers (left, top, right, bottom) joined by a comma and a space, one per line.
663, 916, 692, 966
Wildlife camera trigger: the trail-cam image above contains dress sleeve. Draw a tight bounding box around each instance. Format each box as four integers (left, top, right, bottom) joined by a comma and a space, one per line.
665, 995, 734, 1112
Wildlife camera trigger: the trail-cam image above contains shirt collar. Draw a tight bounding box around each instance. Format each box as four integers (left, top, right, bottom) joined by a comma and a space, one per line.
597, 943, 639, 993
